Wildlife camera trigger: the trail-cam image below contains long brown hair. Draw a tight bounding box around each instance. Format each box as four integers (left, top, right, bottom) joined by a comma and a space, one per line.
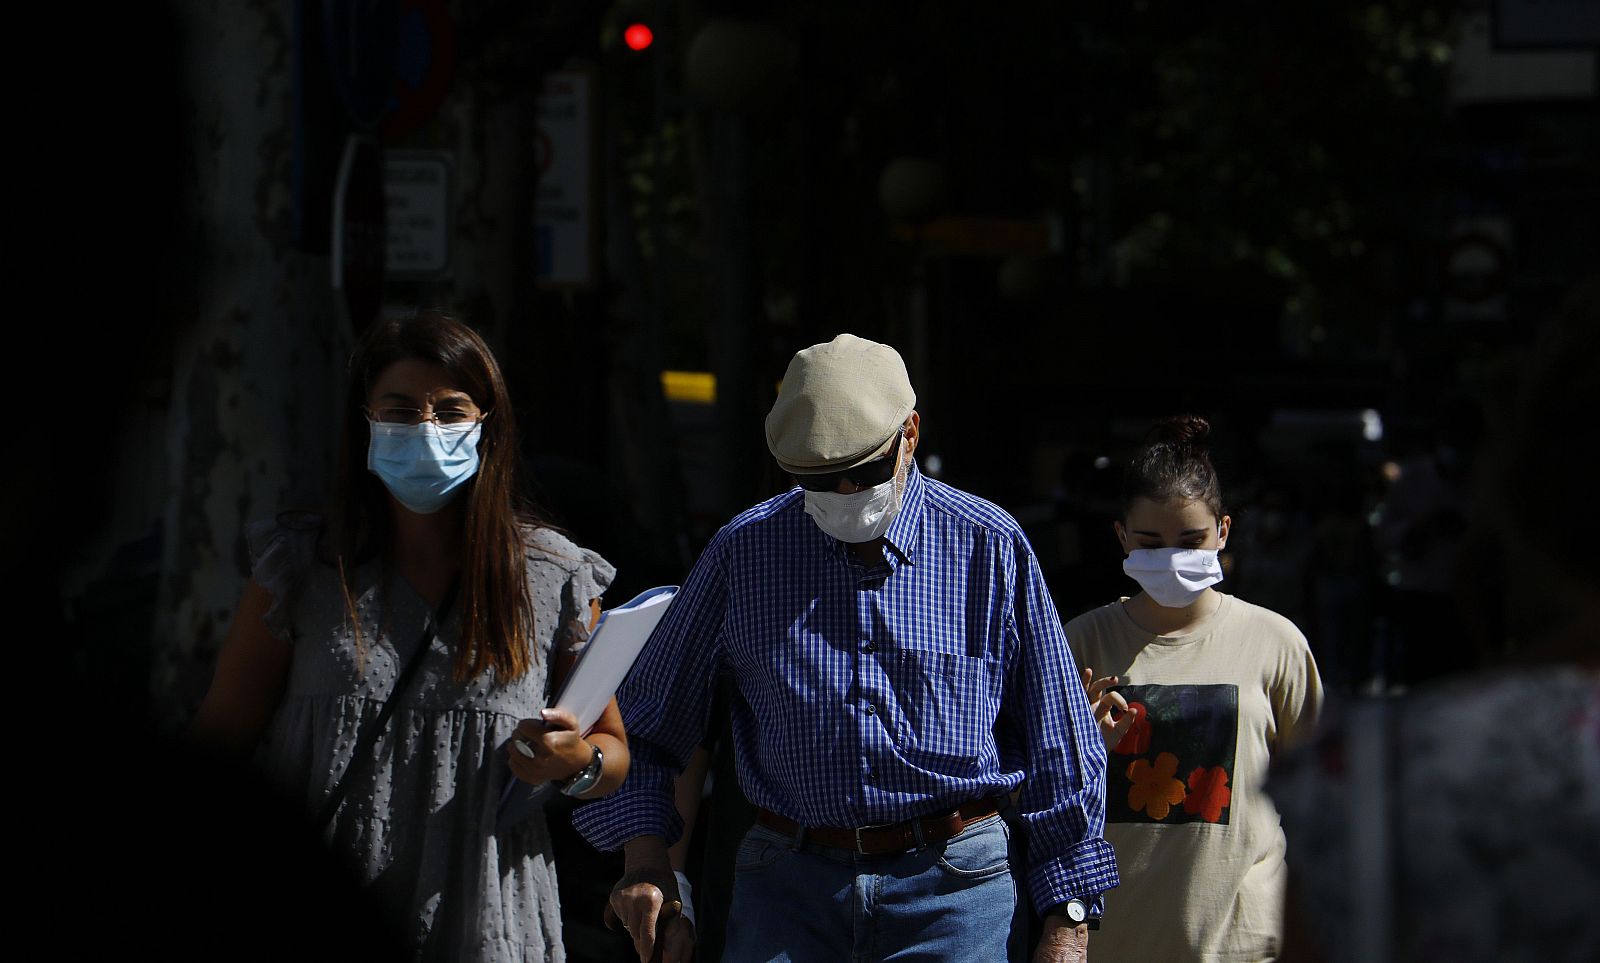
329, 310, 542, 683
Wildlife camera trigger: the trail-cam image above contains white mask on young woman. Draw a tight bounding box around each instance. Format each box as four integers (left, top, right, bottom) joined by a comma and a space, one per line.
1122, 547, 1224, 608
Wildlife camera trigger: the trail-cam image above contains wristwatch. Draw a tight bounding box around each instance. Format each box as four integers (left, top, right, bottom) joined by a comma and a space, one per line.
1049, 898, 1101, 930
560, 743, 603, 797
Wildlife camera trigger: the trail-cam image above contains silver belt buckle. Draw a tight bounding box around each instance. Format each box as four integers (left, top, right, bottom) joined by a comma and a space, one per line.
854, 821, 890, 853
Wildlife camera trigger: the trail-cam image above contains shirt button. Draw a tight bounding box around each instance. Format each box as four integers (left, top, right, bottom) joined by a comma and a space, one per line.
865, 703, 876, 715
866, 768, 877, 783
863, 641, 875, 653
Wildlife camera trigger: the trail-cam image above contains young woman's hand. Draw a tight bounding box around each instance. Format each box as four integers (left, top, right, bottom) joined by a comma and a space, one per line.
505, 708, 594, 785
1079, 667, 1140, 748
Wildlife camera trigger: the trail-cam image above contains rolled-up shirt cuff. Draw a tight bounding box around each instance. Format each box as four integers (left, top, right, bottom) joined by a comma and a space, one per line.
569, 788, 684, 853
1027, 837, 1120, 916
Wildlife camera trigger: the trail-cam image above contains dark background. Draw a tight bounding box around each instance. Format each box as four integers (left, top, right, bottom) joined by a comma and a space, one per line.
23, 1, 1596, 959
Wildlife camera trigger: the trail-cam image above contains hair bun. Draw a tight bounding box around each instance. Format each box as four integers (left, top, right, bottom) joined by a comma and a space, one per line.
1147, 414, 1211, 451
1123, 414, 1223, 518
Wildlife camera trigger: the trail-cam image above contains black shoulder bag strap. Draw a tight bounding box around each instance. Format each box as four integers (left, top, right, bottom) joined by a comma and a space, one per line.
314, 577, 461, 832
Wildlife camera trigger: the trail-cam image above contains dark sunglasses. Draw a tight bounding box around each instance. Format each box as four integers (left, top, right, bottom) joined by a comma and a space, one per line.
794, 428, 904, 493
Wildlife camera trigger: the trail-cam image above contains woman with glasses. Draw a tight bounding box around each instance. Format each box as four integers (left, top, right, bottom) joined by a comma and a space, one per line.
190, 311, 629, 961
1064, 415, 1322, 962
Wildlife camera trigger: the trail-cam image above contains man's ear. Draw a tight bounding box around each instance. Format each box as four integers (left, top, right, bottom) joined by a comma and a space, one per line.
903, 410, 921, 457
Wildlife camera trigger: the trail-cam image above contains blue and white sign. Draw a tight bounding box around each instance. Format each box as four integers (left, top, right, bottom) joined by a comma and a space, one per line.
384, 150, 452, 277
534, 69, 595, 289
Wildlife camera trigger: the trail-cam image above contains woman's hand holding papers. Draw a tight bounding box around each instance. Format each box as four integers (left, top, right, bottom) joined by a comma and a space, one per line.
505, 707, 594, 785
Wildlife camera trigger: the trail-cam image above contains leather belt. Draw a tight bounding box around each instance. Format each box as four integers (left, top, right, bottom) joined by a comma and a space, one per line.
754, 797, 1003, 855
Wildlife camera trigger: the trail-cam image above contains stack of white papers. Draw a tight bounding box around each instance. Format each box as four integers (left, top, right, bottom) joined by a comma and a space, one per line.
496, 585, 678, 830
555, 585, 678, 735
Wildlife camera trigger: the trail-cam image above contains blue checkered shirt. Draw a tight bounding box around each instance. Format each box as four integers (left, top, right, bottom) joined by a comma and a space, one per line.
571, 462, 1119, 913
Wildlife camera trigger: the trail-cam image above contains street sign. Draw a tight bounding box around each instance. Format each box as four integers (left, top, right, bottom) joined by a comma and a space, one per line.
384, 151, 451, 277
534, 69, 596, 289
321, 0, 401, 128
383, 0, 455, 141
1442, 216, 1512, 324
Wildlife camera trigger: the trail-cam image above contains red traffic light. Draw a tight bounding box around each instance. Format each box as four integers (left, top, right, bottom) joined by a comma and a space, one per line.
623, 23, 653, 51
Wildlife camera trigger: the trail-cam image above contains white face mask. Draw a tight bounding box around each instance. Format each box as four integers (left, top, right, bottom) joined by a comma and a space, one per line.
804, 458, 908, 544
1122, 548, 1224, 608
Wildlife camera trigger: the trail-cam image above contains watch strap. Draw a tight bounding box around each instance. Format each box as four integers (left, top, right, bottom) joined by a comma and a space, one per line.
1048, 898, 1102, 930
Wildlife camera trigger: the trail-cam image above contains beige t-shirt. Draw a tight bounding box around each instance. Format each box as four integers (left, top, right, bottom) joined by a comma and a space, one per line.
1066, 593, 1322, 963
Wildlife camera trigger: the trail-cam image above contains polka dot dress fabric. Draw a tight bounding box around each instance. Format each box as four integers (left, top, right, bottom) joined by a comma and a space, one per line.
246, 515, 614, 962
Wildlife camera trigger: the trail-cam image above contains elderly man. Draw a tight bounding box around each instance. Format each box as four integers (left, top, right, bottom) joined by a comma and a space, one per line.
573, 334, 1117, 962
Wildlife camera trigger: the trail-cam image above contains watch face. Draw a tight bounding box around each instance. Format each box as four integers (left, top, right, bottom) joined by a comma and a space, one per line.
563, 745, 603, 795
1066, 901, 1087, 923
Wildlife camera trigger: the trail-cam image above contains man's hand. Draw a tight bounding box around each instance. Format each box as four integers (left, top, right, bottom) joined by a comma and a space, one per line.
609, 837, 696, 963
1080, 667, 1139, 748
655, 915, 695, 963
1033, 914, 1089, 963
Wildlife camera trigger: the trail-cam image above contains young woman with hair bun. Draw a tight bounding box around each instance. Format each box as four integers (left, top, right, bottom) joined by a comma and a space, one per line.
1064, 414, 1322, 961
189, 311, 629, 961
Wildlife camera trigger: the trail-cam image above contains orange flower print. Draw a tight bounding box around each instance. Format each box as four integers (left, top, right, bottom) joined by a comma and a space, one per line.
1183, 766, 1232, 823
1126, 751, 1186, 820
1112, 701, 1152, 755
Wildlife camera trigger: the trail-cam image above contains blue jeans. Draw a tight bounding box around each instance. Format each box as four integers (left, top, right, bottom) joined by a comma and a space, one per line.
721, 814, 1016, 962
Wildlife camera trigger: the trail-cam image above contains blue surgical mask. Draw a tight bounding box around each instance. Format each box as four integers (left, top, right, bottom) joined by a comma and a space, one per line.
367, 419, 483, 514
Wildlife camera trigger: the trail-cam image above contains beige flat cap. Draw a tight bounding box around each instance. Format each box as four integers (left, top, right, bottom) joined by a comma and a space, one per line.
765, 333, 916, 475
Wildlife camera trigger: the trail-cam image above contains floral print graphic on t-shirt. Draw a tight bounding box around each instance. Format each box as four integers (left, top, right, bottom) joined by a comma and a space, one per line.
1112, 701, 1153, 755
1106, 683, 1239, 825
1127, 752, 1187, 819
1183, 765, 1233, 822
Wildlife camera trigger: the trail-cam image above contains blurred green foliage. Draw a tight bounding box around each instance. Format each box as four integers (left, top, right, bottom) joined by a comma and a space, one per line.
602, 0, 1464, 364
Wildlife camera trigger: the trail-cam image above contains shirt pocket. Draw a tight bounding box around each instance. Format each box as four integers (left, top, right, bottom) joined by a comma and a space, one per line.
882, 647, 1003, 777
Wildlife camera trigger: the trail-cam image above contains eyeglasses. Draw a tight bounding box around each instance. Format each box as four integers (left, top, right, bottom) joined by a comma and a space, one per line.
794, 428, 904, 492
365, 404, 486, 427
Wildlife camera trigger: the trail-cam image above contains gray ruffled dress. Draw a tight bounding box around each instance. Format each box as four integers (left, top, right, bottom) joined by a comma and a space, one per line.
247, 514, 615, 962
